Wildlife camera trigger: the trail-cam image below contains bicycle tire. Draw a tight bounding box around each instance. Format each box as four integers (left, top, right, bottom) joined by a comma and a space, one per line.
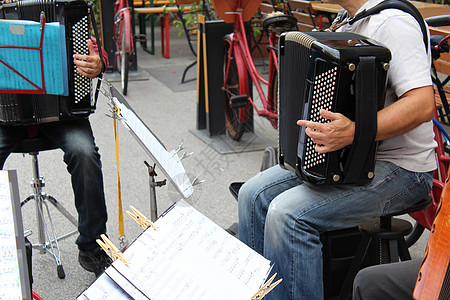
120, 18, 129, 95
223, 35, 246, 141
405, 221, 426, 248
268, 67, 278, 129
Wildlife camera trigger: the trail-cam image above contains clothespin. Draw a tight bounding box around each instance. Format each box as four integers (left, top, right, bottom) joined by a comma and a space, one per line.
251, 274, 282, 300
126, 206, 158, 230
39, 12, 46, 32
113, 104, 121, 118
96, 234, 130, 265
105, 102, 123, 120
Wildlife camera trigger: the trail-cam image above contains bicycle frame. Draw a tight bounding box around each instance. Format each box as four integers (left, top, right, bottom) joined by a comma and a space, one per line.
114, 0, 134, 58
223, 1, 279, 125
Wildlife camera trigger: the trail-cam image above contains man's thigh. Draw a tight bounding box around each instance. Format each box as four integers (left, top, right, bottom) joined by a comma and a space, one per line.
268, 161, 432, 231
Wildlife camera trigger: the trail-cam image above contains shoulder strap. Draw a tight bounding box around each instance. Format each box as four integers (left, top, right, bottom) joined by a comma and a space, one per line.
348, 0, 428, 50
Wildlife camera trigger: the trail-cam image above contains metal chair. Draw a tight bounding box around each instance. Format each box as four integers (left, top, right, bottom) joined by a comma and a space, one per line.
15, 135, 78, 279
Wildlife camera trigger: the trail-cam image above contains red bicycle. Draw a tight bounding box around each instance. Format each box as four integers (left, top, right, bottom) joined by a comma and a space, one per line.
113, 0, 134, 95
214, 0, 296, 140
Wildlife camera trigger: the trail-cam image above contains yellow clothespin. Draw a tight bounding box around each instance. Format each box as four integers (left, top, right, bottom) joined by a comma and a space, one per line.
96, 234, 130, 265
113, 104, 121, 118
251, 273, 283, 300
126, 206, 158, 230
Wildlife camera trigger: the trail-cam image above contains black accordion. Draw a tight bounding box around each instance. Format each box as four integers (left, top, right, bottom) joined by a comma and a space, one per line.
0, 0, 95, 125
278, 31, 391, 184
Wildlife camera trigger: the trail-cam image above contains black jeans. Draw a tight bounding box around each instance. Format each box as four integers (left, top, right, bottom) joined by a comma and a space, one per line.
0, 119, 107, 251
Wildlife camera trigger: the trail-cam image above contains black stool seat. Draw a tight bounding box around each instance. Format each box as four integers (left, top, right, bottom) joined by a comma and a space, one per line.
13, 136, 57, 154
229, 182, 244, 201
337, 195, 433, 300
359, 196, 432, 240
360, 218, 412, 239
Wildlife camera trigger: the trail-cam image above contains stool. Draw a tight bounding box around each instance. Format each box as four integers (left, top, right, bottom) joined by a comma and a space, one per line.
337, 195, 433, 300
15, 136, 78, 279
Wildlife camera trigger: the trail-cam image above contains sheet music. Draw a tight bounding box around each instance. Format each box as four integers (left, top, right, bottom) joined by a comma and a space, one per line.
77, 273, 133, 300
0, 19, 68, 95
0, 172, 23, 300
81, 200, 273, 300
110, 89, 193, 199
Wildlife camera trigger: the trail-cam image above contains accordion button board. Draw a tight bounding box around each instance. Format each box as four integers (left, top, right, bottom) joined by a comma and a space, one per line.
278, 31, 391, 185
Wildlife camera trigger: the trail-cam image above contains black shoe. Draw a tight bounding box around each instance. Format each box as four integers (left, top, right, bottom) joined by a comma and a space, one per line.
79, 247, 112, 277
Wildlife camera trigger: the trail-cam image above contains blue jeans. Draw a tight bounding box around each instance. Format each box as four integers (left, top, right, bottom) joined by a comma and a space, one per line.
238, 162, 433, 300
0, 119, 107, 251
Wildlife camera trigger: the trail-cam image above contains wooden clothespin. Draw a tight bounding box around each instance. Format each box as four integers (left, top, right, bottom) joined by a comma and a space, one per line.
251, 273, 283, 300
126, 206, 158, 230
96, 234, 130, 265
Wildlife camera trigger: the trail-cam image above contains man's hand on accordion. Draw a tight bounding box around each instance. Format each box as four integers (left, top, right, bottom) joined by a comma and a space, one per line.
73, 39, 102, 79
297, 109, 355, 154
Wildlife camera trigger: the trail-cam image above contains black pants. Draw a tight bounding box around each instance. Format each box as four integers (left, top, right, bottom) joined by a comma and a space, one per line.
0, 119, 108, 250
353, 258, 421, 300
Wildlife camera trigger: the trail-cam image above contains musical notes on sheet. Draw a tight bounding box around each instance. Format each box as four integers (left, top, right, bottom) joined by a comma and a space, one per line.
79, 200, 274, 300
0, 19, 68, 95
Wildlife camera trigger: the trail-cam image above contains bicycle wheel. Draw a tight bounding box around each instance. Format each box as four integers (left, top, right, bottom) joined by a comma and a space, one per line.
223, 35, 247, 141
119, 17, 129, 95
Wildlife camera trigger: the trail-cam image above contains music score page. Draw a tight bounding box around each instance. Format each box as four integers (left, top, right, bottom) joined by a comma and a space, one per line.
78, 200, 273, 300
109, 88, 193, 199
0, 19, 68, 95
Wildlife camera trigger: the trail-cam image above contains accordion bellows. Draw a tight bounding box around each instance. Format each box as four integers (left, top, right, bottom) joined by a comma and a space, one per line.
0, 0, 93, 125
278, 31, 391, 185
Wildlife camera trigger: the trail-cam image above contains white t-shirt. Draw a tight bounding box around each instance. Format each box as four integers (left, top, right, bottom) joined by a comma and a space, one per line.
337, 0, 437, 173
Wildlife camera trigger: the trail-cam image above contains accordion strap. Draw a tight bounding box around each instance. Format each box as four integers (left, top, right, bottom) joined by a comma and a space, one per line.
350, 0, 428, 51
343, 56, 378, 183
330, 0, 428, 52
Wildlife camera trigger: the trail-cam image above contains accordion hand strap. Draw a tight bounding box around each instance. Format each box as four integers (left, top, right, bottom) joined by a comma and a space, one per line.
88, 2, 104, 109
343, 56, 378, 183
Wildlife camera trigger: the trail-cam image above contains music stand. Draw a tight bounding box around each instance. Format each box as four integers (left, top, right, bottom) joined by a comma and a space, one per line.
102, 81, 200, 221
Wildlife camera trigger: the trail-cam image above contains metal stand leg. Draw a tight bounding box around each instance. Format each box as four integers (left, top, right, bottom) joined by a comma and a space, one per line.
144, 161, 166, 222
21, 152, 78, 279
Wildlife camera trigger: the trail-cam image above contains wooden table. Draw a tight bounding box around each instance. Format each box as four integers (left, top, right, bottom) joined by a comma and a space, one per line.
307, 1, 450, 76
310, 0, 450, 19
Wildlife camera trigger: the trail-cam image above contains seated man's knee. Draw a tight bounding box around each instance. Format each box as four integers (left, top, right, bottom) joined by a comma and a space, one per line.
64, 140, 100, 166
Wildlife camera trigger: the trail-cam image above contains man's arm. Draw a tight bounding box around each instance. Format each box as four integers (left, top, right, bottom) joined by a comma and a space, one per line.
376, 85, 434, 140
296, 85, 434, 154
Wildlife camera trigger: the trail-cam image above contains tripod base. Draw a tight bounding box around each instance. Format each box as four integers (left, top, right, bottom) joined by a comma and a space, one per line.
22, 192, 78, 279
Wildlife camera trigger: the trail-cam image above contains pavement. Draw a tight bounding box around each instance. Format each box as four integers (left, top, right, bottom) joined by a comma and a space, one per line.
7, 26, 429, 299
